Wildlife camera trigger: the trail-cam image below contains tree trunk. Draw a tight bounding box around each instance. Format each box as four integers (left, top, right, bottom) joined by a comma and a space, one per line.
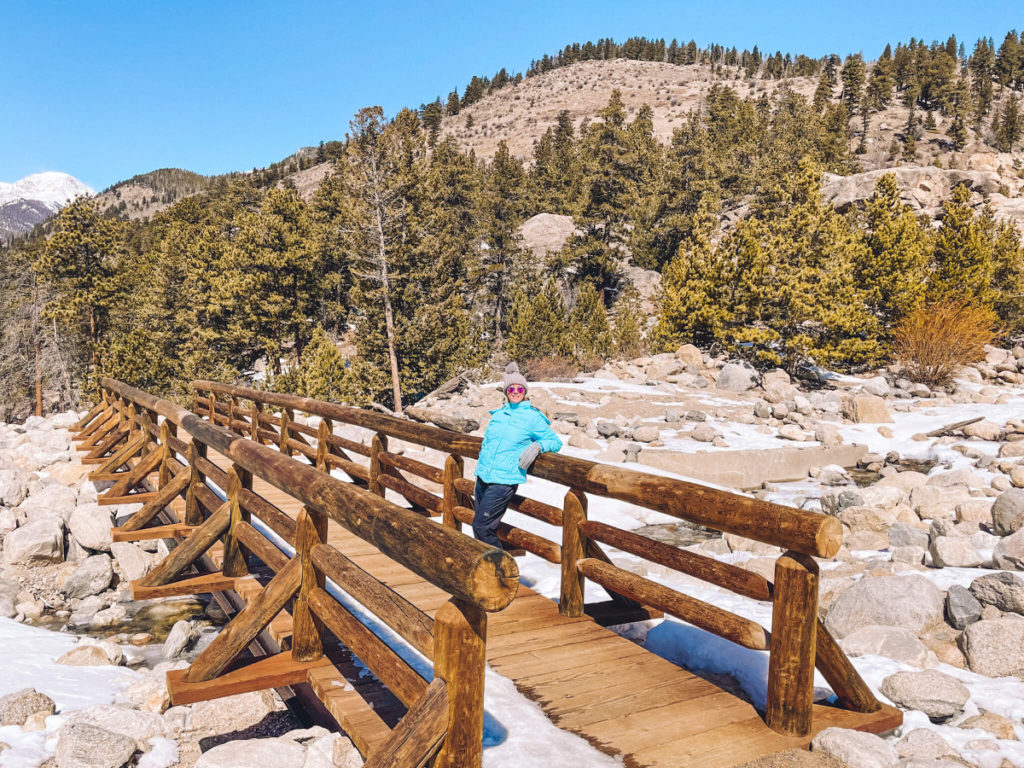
34, 340, 43, 417
374, 194, 403, 415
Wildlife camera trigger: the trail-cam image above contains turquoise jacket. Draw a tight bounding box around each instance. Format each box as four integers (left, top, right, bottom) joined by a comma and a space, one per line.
476, 400, 562, 485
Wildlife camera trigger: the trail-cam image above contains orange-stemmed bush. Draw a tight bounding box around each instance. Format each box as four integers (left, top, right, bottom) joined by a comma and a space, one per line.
894, 301, 1000, 386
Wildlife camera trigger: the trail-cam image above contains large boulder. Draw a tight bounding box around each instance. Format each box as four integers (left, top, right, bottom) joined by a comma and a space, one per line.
68, 505, 114, 552
810, 727, 896, 768
992, 488, 1024, 535
60, 554, 113, 599
841, 394, 893, 424
188, 691, 281, 736
109, 542, 152, 581
929, 537, 983, 568
963, 420, 1003, 440
64, 705, 167, 749
0, 466, 29, 507
715, 363, 758, 392
969, 572, 1024, 615
946, 585, 983, 630
55, 723, 137, 768
824, 574, 944, 639
910, 485, 971, 520
2, 517, 64, 566
960, 618, 1024, 677
162, 620, 194, 659
56, 645, 113, 667
879, 669, 969, 722
840, 626, 933, 667
16, 483, 77, 524
0, 688, 56, 726
993, 527, 1024, 570
674, 344, 703, 369
895, 728, 958, 761
0, 579, 19, 618
194, 738, 307, 768
838, 506, 896, 534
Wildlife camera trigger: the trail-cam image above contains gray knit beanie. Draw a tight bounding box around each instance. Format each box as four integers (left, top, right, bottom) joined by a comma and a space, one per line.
503, 362, 528, 394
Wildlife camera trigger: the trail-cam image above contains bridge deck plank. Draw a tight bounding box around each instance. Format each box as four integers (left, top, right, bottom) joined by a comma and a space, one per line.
207, 455, 898, 768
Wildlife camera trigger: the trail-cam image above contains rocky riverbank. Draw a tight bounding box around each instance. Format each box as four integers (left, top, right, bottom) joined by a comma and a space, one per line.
3, 347, 1024, 766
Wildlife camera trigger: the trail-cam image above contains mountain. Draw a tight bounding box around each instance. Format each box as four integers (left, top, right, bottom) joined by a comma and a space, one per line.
0, 172, 93, 241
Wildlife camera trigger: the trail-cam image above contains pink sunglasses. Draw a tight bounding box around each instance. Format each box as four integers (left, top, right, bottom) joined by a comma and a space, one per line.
506, 385, 525, 394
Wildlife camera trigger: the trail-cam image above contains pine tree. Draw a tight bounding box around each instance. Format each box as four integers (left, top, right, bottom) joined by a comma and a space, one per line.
505, 280, 570, 362
902, 104, 918, 160
858, 174, 930, 337
568, 283, 612, 363
928, 184, 995, 305
612, 285, 646, 359
840, 54, 866, 113
991, 220, 1024, 333
993, 94, 1022, 151
866, 46, 895, 110
295, 326, 347, 401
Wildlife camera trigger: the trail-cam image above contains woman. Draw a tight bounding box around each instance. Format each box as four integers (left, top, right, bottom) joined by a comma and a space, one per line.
473, 363, 561, 552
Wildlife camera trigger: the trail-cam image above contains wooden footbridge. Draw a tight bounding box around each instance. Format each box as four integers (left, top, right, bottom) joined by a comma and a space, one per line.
72, 378, 900, 767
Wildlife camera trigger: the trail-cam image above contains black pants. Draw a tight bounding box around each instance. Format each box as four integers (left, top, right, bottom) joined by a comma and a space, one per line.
473, 478, 517, 549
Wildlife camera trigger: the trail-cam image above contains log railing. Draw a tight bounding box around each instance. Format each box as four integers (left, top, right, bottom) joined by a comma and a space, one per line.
74, 378, 519, 768
189, 380, 880, 737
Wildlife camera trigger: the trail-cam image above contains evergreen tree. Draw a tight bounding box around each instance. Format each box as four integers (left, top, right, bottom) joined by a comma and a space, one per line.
295, 325, 347, 401
991, 220, 1024, 333
858, 174, 930, 337
505, 280, 570, 361
928, 184, 995, 305
840, 53, 866, 113
993, 93, 1022, 151
568, 283, 612, 362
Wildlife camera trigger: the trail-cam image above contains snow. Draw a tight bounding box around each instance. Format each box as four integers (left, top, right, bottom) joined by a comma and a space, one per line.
0, 618, 140, 768
0, 172, 93, 211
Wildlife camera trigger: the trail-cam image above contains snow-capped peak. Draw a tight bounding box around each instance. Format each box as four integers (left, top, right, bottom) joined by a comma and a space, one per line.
0, 172, 93, 210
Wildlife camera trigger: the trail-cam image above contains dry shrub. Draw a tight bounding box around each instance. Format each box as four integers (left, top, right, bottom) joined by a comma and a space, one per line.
523, 356, 579, 382
894, 301, 999, 385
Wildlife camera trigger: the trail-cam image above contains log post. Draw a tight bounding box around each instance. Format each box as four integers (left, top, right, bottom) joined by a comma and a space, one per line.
766, 551, 819, 736
434, 598, 487, 768
158, 421, 176, 489
229, 396, 240, 434
222, 465, 252, 578
316, 419, 333, 473
190, 387, 198, 416
138, 409, 154, 450
560, 489, 587, 618
251, 401, 264, 444
126, 403, 137, 439
184, 441, 208, 527
442, 455, 464, 531
279, 408, 293, 456
369, 433, 387, 497
292, 506, 327, 662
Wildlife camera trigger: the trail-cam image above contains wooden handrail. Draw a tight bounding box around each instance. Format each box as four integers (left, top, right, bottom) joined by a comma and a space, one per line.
191, 380, 840, 557
102, 377, 518, 612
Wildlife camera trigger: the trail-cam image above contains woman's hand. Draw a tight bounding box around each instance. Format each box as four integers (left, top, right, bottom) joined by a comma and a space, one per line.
518, 441, 541, 470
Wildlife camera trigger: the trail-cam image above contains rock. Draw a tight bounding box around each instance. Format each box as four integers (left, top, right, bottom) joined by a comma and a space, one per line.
999, 442, 1024, 458
927, 468, 984, 488
674, 344, 703, 369
876, 471, 928, 492
880, 669, 969, 721
109, 542, 152, 581
0, 579, 19, 618
777, 424, 805, 441
814, 423, 843, 447
403, 406, 478, 433
91, 603, 128, 629
567, 432, 600, 450
163, 620, 194, 659
910, 485, 972, 520
65, 704, 167, 749
992, 489, 1024, 535
889, 523, 929, 549
820, 489, 864, 516
47, 462, 91, 487
2, 517, 64, 566
841, 394, 893, 424
946, 585, 983, 630
332, 734, 363, 768
68, 505, 113, 552
839, 506, 895, 534
817, 467, 849, 486
55, 723, 137, 768
716, 363, 758, 392
956, 498, 994, 525
60, 554, 113, 599
960, 618, 1024, 676
894, 728, 957, 761
194, 738, 307, 768
970, 572, 1024, 615
859, 376, 890, 397
891, 546, 925, 564
125, 677, 170, 714
16, 483, 77, 524
690, 423, 718, 443
57, 645, 113, 666
0, 688, 56, 726
929, 537, 983, 568
811, 726, 896, 768
595, 421, 621, 438
859, 485, 905, 511
840, 626, 933, 667
188, 690, 281, 736
0, 466, 29, 507
633, 426, 660, 443
1011, 466, 1024, 488
993, 527, 1024, 569
964, 420, 1004, 440
824, 574, 944, 639
957, 711, 1019, 740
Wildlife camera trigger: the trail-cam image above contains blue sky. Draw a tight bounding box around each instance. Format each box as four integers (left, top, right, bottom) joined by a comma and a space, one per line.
3, 1, 1020, 191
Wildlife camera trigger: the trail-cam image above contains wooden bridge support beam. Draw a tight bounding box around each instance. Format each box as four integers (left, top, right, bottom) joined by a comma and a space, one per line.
434, 598, 486, 768
560, 489, 587, 618
766, 551, 819, 736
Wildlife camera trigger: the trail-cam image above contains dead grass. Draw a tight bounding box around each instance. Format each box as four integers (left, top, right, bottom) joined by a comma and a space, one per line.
894, 301, 1000, 385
